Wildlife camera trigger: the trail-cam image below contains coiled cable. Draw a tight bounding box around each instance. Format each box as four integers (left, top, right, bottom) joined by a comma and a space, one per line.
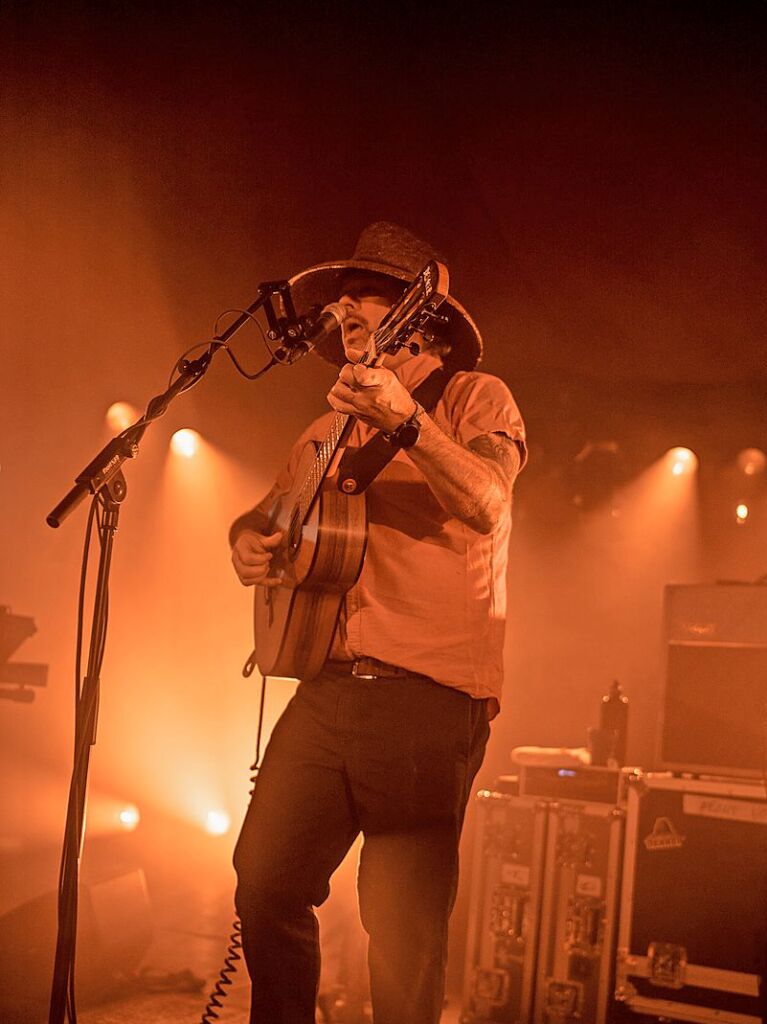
198, 669, 267, 1022
199, 918, 243, 1024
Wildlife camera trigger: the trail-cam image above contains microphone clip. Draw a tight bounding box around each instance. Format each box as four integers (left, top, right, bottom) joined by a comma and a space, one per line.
271, 305, 326, 365
253, 279, 308, 359
251, 281, 328, 364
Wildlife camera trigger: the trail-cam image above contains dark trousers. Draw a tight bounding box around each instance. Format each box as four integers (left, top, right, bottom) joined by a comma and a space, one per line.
233, 664, 490, 1024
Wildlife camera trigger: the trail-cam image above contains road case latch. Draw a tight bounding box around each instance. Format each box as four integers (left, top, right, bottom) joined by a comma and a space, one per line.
648, 941, 687, 989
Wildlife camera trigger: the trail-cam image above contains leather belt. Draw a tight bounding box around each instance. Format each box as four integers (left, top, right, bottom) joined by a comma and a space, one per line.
326, 657, 411, 680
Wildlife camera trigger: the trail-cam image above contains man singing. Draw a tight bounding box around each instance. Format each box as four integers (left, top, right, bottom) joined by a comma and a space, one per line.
229, 222, 527, 1023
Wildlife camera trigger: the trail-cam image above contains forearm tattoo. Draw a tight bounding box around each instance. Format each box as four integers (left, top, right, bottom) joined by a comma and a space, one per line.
417, 431, 520, 533
467, 433, 521, 501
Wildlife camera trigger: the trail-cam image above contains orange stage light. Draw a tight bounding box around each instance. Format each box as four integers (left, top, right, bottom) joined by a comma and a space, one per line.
118, 805, 141, 831
106, 401, 139, 433
736, 448, 766, 477
205, 809, 231, 836
735, 503, 749, 523
667, 447, 698, 476
171, 428, 201, 458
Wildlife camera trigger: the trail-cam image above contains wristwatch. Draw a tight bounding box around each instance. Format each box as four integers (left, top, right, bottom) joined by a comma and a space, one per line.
384, 402, 425, 449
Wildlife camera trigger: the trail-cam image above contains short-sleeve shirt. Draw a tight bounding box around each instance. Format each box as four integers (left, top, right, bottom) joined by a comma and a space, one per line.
242, 352, 526, 703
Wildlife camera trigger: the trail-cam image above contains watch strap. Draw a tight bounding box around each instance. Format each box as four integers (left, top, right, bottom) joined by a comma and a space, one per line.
383, 402, 424, 447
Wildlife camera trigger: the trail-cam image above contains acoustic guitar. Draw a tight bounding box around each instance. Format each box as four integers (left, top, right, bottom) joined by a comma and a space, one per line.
253, 260, 449, 679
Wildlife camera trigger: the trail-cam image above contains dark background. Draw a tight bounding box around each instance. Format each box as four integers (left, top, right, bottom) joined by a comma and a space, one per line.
1, 0, 765, 1005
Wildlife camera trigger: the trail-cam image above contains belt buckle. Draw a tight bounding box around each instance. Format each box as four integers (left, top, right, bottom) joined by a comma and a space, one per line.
352, 660, 379, 680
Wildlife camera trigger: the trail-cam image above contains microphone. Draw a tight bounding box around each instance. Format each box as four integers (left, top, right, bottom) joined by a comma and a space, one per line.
274, 302, 348, 363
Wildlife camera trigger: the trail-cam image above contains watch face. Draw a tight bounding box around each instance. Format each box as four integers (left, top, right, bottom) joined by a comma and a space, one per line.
394, 420, 420, 448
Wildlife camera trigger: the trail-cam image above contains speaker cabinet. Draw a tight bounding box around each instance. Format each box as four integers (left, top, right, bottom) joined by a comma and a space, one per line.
659, 584, 767, 778
0, 868, 152, 1023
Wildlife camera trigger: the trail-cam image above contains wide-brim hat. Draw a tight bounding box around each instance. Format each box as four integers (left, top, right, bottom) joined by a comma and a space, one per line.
288, 221, 483, 371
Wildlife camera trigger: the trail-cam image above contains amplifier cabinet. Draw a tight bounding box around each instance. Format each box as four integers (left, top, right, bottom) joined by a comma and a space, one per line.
616, 774, 767, 1023
533, 801, 624, 1024
461, 791, 549, 1023
664, 584, 767, 645
659, 583, 767, 778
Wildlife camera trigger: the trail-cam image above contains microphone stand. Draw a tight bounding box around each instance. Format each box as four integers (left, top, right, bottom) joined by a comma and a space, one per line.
45, 280, 309, 1024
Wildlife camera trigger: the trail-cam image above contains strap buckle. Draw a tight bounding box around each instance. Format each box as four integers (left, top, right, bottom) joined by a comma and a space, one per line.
351, 660, 379, 680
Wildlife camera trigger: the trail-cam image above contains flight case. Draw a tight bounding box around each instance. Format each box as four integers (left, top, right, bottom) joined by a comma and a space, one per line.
533, 799, 624, 1024
615, 773, 767, 1023
461, 789, 549, 1023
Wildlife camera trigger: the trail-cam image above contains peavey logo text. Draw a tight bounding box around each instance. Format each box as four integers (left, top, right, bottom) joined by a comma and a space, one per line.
643, 816, 685, 851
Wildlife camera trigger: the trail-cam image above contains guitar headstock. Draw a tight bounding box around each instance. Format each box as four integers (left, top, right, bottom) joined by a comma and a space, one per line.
359, 260, 450, 365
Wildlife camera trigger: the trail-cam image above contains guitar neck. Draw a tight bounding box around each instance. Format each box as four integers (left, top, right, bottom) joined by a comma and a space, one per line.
291, 325, 387, 526
295, 412, 354, 524
288, 258, 449, 530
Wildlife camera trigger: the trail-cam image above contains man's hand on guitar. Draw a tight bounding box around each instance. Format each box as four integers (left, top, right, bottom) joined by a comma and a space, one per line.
231, 529, 283, 587
327, 363, 417, 434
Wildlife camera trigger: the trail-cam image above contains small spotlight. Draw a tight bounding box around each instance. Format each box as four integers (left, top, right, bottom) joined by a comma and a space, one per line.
118, 805, 140, 831
106, 401, 138, 433
668, 447, 697, 476
205, 810, 230, 836
735, 503, 749, 524
171, 429, 201, 458
736, 448, 766, 477
569, 441, 624, 510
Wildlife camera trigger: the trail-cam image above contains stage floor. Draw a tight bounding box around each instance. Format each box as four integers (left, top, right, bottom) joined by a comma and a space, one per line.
78, 990, 463, 1024
76, 977, 464, 1024
70, 844, 464, 1024
6, 827, 465, 1024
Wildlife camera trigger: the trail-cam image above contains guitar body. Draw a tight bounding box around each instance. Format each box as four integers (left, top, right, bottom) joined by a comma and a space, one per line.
253, 441, 367, 679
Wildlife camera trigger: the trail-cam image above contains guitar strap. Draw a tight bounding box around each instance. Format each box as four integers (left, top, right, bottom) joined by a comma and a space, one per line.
336, 367, 453, 495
